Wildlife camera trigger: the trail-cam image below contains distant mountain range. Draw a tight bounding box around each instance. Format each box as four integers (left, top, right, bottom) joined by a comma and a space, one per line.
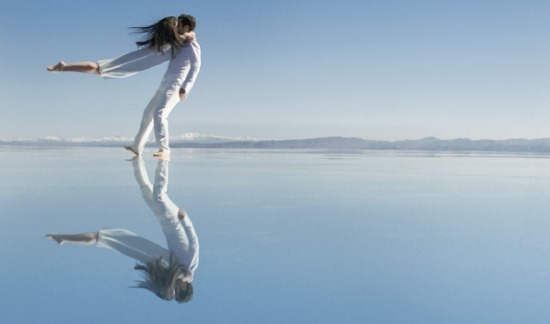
170, 136, 550, 152
3, 134, 550, 153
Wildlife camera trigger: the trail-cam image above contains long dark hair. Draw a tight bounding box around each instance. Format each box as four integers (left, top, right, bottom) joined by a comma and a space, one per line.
132, 254, 183, 301
132, 16, 183, 55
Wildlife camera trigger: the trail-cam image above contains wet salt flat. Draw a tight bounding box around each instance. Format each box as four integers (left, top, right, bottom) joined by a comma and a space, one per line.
2, 146, 550, 323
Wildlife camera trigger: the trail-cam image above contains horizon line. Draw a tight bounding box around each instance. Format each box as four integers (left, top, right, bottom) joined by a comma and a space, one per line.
2, 134, 550, 143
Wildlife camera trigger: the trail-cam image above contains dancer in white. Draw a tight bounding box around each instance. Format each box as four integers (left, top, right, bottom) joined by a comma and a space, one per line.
47, 14, 201, 158
46, 158, 199, 303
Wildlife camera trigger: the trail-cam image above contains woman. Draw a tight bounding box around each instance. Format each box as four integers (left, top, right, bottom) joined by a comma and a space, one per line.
46, 223, 195, 302
46, 229, 182, 301
47, 16, 193, 76
47, 14, 202, 158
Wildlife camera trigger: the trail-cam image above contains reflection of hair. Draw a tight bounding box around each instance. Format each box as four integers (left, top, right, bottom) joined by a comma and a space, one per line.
133, 254, 183, 301
132, 16, 182, 55
178, 14, 197, 31
175, 280, 194, 303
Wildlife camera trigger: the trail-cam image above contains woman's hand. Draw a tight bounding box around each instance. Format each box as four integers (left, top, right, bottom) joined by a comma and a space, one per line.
182, 31, 196, 42
178, 209, 188, 220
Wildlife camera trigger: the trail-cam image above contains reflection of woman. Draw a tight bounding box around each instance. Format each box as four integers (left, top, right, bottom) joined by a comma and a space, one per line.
46, 159, 199, 303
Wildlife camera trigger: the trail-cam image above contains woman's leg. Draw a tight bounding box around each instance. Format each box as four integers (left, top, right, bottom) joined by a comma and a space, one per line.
47, 61, 100, 74
46, 232, 99, 245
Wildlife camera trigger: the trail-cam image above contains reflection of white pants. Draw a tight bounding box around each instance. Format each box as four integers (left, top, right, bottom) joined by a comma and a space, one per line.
132, 80, 181, 154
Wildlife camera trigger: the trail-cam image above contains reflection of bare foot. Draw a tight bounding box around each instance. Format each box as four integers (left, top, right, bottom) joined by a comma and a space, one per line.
47, 61, 66, 72
124, 146, 139, 156
46, 233, 65, 245
153, 151, 170, 159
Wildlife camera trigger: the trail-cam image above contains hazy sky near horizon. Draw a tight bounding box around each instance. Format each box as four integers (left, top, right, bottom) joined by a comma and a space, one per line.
1, 0, 549, 140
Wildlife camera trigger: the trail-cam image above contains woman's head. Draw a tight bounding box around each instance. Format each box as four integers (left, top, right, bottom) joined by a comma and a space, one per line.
133, 16, 182, 54
132, 255, 183, 301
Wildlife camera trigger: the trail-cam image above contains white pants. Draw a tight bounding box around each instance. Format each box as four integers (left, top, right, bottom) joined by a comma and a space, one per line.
131, 80, 181, 154
98, 47, 170, 79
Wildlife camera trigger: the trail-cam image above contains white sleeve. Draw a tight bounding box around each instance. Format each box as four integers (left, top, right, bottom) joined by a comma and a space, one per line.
180, 42, 201, 94
180, 216, 199, 272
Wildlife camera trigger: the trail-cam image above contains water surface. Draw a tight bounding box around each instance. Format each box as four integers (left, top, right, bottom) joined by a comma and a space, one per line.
1, 147, 550, 323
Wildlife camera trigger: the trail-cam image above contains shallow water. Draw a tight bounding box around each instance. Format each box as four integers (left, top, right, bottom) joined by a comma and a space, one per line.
2, 147, 550, 323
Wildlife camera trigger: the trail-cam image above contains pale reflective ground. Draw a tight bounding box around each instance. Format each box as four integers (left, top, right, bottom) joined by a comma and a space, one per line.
2, 147, 550, 323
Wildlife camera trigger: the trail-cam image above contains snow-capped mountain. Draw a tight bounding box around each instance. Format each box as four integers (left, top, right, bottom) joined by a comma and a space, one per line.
170, 133, 260, 143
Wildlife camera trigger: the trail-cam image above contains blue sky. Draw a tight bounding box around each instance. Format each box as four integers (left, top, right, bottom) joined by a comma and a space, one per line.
1, 0, 549, 140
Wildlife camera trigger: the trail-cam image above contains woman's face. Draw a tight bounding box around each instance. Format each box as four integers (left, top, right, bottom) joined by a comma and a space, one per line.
160, 288, 175, 300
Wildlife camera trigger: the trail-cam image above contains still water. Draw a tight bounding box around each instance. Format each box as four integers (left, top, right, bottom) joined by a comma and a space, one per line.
2, 147, 550, 323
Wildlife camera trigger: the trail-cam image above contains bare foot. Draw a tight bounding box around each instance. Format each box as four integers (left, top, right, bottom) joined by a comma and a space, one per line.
46, 233, 65, 245
153, 151, 170, 159
47, 61, 66, 72
124, 146, 139, 156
